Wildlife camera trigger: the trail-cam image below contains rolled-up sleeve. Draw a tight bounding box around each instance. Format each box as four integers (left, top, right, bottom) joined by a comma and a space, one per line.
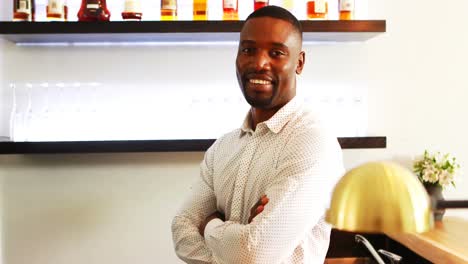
171, 142, 219, 264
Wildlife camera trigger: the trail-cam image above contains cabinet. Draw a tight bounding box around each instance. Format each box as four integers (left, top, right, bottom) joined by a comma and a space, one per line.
0, 20, 386, 154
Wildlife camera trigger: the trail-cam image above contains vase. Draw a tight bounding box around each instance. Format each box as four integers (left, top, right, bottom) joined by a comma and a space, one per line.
424, 184, 445, 221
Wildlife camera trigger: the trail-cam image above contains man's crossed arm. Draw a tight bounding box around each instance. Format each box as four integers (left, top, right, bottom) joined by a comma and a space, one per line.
199, 195, 269, 237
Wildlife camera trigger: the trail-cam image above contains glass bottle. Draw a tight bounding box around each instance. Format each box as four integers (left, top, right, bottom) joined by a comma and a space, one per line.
254, 0, 268, 11
339, 0, 354, 20
223, 0, 238, 20
282, 0, 293, 12
193, 0, 207, 20
13, 0, 35, 21
47, 0, 68, 21
122, 0, 142, 20
77, 0, 111, 22
161, 0, 177, 21
306, 0, 328, 20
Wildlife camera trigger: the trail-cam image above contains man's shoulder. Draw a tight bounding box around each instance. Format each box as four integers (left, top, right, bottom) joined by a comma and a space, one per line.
285, 107, 341, 151
209, 128, 243, 151
289, 106, 333, 134
219, 127, 243, 141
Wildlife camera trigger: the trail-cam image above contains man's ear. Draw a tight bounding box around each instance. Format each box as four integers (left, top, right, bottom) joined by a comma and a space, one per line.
296, 51, 305, 75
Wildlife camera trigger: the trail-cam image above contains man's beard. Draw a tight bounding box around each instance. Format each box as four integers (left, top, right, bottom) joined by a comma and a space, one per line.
236, 69, 278, 109
242, 83, 278, 109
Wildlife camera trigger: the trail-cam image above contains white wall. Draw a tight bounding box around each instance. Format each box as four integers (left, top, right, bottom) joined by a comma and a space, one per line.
0, 39, 5, 140
1, 5, 8, 263
1, 1, 468, 264
0, 152, 202, 264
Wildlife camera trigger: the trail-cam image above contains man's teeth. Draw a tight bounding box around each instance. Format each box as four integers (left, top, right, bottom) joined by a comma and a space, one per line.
249, 79, 271, 85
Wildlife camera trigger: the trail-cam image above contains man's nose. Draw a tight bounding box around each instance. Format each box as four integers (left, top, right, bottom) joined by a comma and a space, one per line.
253, 51, 271, 71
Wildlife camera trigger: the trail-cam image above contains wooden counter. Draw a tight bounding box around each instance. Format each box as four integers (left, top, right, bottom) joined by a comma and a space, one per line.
387, 217, 468, 264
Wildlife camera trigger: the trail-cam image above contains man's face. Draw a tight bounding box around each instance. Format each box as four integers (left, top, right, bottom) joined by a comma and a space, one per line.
236, 17, 305, 109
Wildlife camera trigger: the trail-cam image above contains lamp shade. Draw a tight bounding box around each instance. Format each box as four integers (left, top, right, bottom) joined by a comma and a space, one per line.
326, 161, 433, 233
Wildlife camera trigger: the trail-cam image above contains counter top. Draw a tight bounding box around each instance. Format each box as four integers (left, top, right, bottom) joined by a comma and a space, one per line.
387, 217, 468, 264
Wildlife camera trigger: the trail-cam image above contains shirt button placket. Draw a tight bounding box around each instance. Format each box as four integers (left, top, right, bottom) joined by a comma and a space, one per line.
230, 132, 258, 222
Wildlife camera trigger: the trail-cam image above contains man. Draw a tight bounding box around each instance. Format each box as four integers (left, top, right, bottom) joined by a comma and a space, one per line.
172, 6, 344, 264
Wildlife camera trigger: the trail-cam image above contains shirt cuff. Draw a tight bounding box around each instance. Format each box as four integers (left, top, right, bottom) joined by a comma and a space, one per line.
204, 218, 224, 239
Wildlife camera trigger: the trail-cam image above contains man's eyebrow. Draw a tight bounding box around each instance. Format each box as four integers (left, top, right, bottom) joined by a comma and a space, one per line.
240, 40, 289, 49
271, 42, 289, 49
240, 40, 256, 45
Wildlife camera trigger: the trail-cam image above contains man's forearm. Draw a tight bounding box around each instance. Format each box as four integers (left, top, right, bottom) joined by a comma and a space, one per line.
172, 215, 214, 264
200, 211, 225, 237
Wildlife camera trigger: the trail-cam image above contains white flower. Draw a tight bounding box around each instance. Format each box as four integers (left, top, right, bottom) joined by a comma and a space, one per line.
413, 150, 460, 188
438, 170, 453, 186
422, 169, 437, 183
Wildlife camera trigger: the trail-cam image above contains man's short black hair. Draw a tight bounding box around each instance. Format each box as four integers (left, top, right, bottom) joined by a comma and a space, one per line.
245, 5, 303, 41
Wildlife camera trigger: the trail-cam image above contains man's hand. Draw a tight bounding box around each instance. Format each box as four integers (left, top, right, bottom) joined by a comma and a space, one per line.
199, 211, 225, 237
248, 195, 269, 223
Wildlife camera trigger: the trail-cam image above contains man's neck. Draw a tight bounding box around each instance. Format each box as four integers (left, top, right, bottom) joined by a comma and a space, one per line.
249, 96, 296, 130
250, 105, 285, 130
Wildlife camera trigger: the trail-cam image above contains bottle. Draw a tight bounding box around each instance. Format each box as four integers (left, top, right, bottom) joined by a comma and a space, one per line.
339, 0, 354, 20
46, 0, 68, 21
161, 0, 177, 21
222, 0, 238, 20
282, 0, 293, 12
306, 0, 328, 20
77, 0, 111, 22
13, 0, 35, 21
193, 0, 207, 20
122, 0, 142, 20
254, 0, 268, 11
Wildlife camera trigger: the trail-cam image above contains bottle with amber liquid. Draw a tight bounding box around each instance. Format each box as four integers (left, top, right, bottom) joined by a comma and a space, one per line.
282, 0, 293, 12
223, 0, 238, 20
77, 0, 111, 22
47, 0, 68, 21
161, 0, 177, 20
306, 0, 328, 20
122, 0, 142, 20
254, 0, 268, 11
13, 0, 35, 21
193, 0, 207, 20
339, 0, 354, 20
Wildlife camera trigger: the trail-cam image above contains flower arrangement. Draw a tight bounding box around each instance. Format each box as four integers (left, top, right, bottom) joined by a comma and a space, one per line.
413, 150, 460, 188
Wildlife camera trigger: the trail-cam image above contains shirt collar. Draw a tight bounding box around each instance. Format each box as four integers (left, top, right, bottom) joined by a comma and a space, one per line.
240, 96, 301, 134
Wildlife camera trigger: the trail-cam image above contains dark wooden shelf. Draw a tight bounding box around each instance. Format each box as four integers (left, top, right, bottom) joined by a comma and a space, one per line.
0, 137, 386, 154
0, 20, 386, 43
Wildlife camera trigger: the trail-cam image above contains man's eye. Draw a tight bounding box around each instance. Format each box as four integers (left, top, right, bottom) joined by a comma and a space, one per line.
241, 47, 254, 53
271, 50, 285, 57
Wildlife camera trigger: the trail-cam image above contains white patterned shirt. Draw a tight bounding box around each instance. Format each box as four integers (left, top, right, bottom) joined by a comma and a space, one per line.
172, 97, 344, 264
